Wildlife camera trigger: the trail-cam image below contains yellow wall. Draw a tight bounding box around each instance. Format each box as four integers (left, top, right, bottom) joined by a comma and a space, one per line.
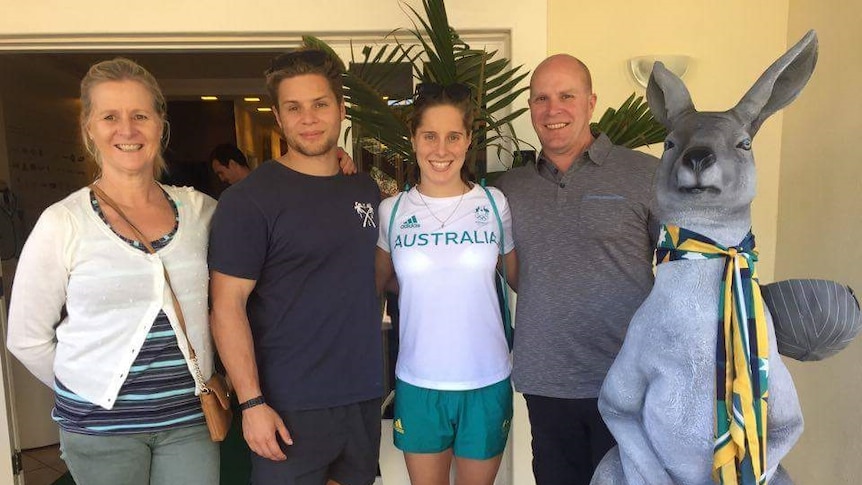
778, 2, 862, 483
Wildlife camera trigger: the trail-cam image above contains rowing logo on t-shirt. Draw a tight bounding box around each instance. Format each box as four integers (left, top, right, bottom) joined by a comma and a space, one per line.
354, 202, 376, 228
474, 205, 491, 224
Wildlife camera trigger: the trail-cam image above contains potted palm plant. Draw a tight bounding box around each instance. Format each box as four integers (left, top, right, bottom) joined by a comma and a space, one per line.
304, 0, 531, 190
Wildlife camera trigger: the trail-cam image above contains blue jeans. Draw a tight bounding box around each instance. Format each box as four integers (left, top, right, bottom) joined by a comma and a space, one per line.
59, 424, 219, 485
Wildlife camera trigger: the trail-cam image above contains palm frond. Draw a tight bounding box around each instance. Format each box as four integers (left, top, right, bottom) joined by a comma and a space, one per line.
309, 0, 534, 182
592, 93, 667, 149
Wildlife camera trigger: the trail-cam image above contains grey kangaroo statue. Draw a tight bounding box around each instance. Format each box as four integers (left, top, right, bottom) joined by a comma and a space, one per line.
591, 31, 819, 485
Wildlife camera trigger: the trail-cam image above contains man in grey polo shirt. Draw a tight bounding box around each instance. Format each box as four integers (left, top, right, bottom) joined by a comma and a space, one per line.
496, 54, 659, 485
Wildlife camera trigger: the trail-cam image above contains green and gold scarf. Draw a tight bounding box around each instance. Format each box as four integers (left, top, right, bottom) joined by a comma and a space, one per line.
656, 224, 769, 485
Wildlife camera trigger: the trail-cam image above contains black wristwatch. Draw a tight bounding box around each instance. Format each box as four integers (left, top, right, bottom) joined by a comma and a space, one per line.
239, 396, 266, 412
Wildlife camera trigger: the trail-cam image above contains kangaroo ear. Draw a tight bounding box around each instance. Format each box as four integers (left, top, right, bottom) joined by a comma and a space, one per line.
734, 30, 818, 136
646, 61, 695, 129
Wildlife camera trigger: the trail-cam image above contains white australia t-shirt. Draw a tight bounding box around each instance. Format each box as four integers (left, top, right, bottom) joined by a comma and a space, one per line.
378, 185, 515, 390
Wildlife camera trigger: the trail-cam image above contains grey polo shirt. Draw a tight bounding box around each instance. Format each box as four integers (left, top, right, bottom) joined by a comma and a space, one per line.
496, 133, 659, 399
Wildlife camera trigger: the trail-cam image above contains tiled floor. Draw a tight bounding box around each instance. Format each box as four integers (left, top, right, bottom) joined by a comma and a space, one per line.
22, 444, 66, 485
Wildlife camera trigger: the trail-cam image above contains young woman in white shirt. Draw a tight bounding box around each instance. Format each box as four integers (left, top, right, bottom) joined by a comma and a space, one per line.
7, 58, 218, 485
376, 83, 518, 485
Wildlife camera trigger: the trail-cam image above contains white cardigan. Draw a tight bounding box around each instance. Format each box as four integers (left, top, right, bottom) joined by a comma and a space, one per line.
7, 184, 216, 410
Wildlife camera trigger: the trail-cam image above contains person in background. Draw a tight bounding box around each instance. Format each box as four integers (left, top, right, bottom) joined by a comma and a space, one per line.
375, 82, 518, 485
208, 48, 382, 485
6, 57, 219, 485
211, 143, 252, 186
210, 141, 359, 189
495, 54, 659, 485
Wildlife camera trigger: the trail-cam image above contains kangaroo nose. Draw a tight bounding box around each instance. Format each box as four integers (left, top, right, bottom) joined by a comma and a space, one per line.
682, 147, 716, 174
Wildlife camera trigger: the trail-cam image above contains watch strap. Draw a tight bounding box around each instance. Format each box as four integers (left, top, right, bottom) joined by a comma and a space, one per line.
239, 396, 265, 411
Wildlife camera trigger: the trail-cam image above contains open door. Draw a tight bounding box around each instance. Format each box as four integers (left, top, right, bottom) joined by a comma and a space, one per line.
0, 78, 23, 484
0, 275, 24, 484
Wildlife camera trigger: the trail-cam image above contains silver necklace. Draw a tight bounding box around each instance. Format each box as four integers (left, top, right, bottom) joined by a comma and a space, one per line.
416, 184, 468, 229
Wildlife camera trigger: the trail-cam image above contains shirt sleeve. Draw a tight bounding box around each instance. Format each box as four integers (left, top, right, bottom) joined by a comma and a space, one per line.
376, 194, 399, 253
488, 187, 515, 254
208, 187, 269, 281
7, 205, 74, 386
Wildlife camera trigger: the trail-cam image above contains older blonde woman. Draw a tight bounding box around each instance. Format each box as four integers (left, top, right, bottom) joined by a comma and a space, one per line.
6, 58, 218, 485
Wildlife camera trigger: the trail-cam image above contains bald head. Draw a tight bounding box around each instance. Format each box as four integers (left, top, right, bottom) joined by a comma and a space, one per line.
528, 54, 598, 169
531, 54, 593, 95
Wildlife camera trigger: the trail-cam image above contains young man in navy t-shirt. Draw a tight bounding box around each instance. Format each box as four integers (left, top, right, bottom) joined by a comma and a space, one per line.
209, 49, 382, 485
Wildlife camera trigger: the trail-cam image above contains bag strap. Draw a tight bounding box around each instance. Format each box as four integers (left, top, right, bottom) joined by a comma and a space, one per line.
480, 180, 513, 350
89, 184, 211, 391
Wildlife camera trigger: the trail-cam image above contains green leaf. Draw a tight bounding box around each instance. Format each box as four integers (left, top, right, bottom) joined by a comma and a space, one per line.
593, 92, 667, 149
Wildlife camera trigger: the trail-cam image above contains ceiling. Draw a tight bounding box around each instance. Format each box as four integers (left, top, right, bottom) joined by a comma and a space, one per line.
3, 50, 280, 99
37, 51, 281, 81
15, 51, 284, 125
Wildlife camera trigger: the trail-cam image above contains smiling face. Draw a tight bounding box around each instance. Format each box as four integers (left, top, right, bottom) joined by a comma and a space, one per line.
85, 80, 163, 178
273, 73, 345, 159
411, 104, 471, 193
529, 55, 597, 165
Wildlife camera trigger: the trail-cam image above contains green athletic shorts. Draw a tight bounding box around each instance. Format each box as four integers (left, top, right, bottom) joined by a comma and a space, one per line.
392, 377, 513, 460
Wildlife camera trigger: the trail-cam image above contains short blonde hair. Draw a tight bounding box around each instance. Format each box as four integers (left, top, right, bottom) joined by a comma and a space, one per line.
79, 57, 168, 178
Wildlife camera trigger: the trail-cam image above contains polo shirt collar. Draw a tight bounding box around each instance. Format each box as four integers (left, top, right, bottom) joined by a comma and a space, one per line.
534, 132, 613, 173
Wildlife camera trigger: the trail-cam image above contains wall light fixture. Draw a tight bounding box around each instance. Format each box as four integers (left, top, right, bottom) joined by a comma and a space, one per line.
628, 55, 690, 87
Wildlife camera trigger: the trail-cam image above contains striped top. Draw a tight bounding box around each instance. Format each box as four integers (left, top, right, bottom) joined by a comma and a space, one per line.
51, 189, 203, 435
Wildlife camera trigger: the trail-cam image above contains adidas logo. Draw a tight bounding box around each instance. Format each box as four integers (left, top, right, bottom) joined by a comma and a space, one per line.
400, 215, 421, 229
393, 418, 405, 434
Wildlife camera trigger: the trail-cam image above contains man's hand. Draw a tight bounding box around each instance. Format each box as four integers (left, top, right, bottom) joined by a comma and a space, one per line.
337, 147, 358, 175
242, 404, 293, 461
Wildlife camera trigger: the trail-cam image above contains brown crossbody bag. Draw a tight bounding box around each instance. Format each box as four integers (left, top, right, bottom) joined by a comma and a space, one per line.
90, 184, 233, 441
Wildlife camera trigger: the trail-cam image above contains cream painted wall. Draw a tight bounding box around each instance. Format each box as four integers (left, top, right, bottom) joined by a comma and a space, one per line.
778, 3, 862, 483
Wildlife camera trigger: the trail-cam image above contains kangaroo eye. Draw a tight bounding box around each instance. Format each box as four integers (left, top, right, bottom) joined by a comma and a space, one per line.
663, 139, 675, 151
736, 138, 752, 151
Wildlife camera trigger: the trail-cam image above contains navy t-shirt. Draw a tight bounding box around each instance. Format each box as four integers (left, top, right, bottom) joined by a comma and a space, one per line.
209, 160, 383, 411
